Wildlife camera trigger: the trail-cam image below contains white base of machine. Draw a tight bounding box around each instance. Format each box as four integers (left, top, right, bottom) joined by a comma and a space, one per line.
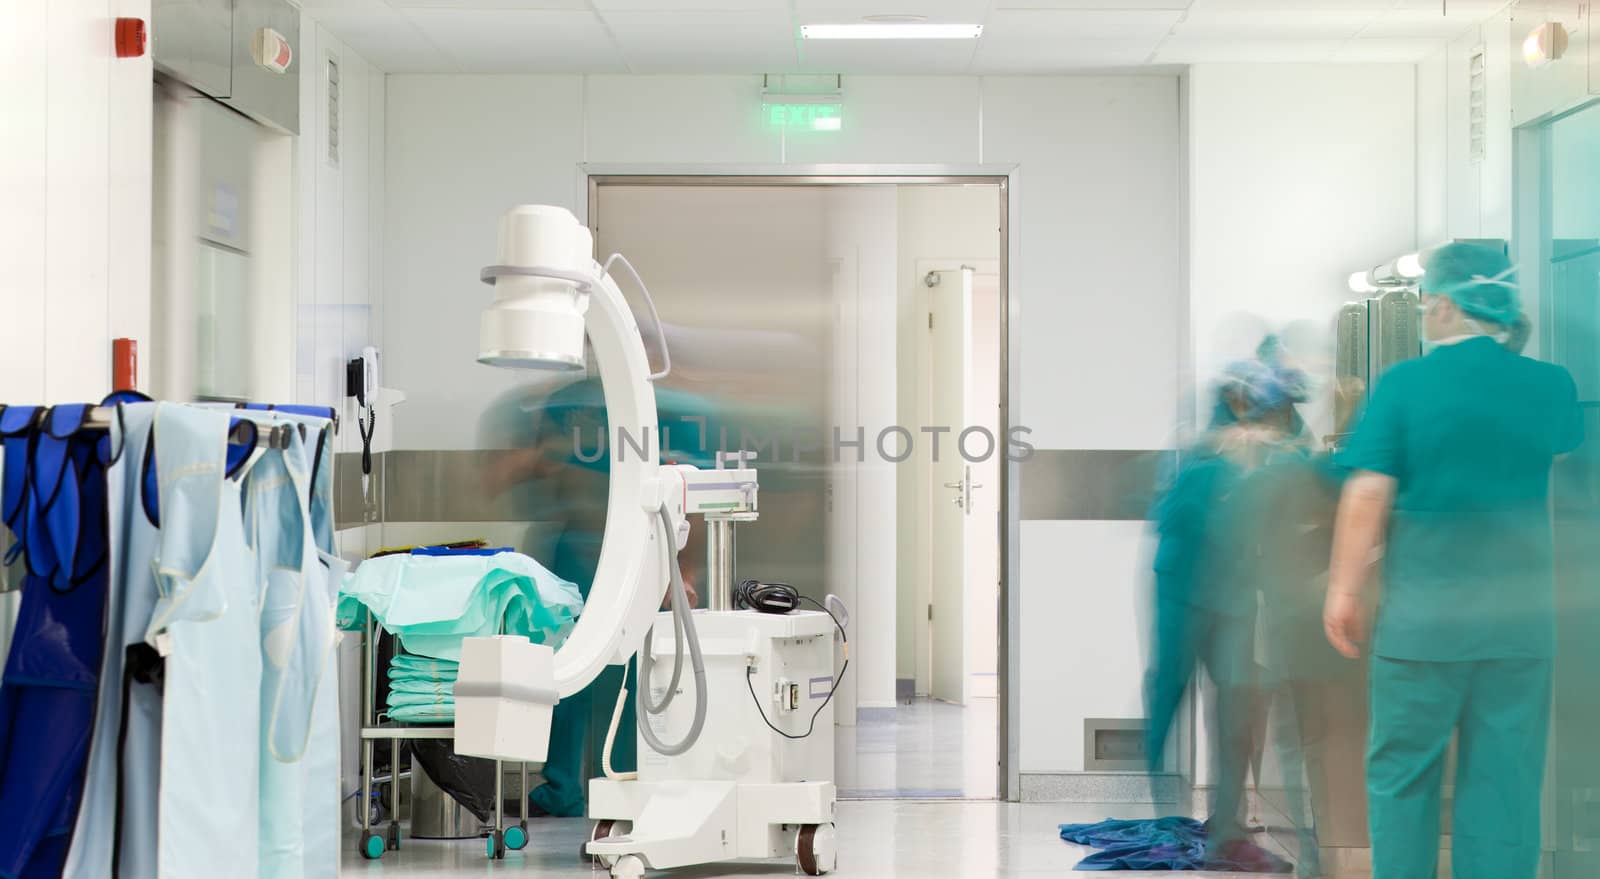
584, 609, 841, 876
586, 778, 836, 876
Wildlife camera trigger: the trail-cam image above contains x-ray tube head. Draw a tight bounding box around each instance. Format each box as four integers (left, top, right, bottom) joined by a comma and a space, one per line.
479, 205, 595, 370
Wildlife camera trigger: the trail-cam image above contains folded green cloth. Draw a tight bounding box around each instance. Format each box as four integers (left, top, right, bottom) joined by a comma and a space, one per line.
338, 551, 583, 661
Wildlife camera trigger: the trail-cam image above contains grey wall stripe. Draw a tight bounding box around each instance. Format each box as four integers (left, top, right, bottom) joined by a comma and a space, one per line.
1018, 449, 1172, 521
339, 447, 1174, 528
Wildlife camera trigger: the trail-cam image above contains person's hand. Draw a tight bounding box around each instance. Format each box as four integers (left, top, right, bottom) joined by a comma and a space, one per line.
1323, 590, 1366, 659
663, 567, 700, 610
682, 570, 699, 609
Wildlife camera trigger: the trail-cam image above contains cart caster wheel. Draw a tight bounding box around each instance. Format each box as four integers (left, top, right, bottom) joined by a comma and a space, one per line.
584, 819, 626, 862
504, 824, 527, 851
797, 823, 837, 876
610, 854, 646, 879
359, 834, 385, 860
386, 821, 401, 852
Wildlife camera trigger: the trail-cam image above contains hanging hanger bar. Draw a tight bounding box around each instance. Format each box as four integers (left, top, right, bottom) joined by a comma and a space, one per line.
79, 406, 293, 449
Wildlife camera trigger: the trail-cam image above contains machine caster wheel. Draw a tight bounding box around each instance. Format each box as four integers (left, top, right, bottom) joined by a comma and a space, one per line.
796, 823, 837, 876
609, 854, 646, 879
504, 823, 528, 851
359, 833, 385, 860
487, 828, 507, 860
584, 819, 629, 863
386, 821, 401, 851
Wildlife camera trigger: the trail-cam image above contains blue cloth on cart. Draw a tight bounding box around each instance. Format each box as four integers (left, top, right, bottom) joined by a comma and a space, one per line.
338, 551, 582, 662
1060, 818, 1292, 872
410, 545, 513, 557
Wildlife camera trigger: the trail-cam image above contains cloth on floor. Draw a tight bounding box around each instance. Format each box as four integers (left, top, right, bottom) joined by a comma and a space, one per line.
1059, 817, 1292, 872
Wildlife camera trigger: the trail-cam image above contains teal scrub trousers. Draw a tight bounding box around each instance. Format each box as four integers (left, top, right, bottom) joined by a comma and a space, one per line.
1367, 656, 1552, 879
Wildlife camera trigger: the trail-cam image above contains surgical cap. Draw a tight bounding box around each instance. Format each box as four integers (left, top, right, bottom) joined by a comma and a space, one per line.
1256, 335, 1311, 404
1215, 359, 1289, 424
1421, 242, 1521, 326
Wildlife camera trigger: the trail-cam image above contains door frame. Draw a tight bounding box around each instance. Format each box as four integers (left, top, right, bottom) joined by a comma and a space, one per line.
585, 169, 1019, 801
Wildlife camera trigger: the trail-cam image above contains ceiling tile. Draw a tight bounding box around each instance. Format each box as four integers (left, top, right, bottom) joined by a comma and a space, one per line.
985, 9, 1181, 40
388, 0, 594, 9
1176, 10, 1379, 40
1189, 0, 1393, 9
1154, 37, 1349, 63
602, 10, 799, 73
995, 1, 1192, 8
592, 0, 789, 9
402, 9, 627, 72
1334, 37, 1449, 62
972, 43, 1156, 71
1361, 7, 1508, 39
1390, 0, 1508, 11
974, 9, 1177, 69
798, 39, 980, 74
306, 5, 462, 72
794, 0, 992, 21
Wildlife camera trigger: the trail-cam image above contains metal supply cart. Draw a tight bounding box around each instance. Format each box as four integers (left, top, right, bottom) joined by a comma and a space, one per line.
355, 610, 531, 860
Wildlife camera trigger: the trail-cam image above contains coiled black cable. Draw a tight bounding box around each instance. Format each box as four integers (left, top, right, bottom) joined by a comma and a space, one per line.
738, 583, 849, 741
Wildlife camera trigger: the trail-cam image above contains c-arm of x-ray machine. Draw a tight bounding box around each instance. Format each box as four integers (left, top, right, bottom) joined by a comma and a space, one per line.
454, 205, 842, 878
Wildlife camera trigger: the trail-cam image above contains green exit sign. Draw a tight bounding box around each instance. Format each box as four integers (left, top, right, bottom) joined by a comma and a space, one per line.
765, 102, 843, 131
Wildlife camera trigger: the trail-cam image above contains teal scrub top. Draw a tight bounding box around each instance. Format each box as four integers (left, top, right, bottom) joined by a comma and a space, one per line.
1339, 337, 1584, 661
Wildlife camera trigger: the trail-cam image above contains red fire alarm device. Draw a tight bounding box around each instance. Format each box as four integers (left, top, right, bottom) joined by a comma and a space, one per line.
113, 338, 138, 392
115, 18, 147, 58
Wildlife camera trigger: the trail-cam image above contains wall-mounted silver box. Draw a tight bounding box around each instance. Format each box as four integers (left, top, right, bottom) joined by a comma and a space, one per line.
153, 0, 301, 134
1084, 718, 1150, 772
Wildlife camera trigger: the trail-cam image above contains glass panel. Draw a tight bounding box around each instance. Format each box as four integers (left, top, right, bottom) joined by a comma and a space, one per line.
1548, 105, 1600, 256
195, 242, 251, 400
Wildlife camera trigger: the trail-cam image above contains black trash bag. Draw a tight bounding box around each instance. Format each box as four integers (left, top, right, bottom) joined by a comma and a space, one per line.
411, 738, 500, 824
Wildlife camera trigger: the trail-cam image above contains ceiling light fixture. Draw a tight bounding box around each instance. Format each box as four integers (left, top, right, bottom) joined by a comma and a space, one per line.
801, 23, 982, 40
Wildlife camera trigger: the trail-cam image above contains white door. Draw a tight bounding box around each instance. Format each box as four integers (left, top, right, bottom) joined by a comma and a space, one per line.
927, 266, 975, 705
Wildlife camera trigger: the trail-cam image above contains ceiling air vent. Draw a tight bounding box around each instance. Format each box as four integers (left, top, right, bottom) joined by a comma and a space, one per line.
1468, 44, 1486, 165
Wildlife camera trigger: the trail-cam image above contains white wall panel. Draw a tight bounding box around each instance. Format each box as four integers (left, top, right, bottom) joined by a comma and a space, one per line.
0, 0, 50, 404
1416, 50, 1449, 247
983, 76, 1182, 451
1188, 63, 1416, 441
383, 74, 585, 450
585, 76, 781, 165
784, 77, 982, 166
108, 0, 155, 358
1018, 520, 1152, 773
46, 0, 113, 402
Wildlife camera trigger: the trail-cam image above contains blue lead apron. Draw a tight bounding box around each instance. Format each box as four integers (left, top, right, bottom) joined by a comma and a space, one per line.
0, 403, 114, 879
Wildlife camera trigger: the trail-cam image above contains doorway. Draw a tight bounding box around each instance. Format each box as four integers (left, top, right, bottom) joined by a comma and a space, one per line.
587, 176, 1009, 801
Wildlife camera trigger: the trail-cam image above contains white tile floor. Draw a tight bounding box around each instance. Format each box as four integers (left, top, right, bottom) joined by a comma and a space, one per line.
340, 696, 1305, 876
834, 696, 999, 800
339, 800, 1296, 877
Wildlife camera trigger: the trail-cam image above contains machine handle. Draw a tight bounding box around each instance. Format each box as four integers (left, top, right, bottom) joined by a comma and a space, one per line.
604, 253, 672, 382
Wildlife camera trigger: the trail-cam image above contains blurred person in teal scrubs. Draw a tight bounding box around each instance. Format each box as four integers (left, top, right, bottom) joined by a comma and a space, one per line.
1145, 356, 1304, 868
1325, 243, 1584, 879
481, 376, 707, 819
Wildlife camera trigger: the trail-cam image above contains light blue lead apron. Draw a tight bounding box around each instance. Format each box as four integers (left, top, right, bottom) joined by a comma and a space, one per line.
64, 403, 264, 879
